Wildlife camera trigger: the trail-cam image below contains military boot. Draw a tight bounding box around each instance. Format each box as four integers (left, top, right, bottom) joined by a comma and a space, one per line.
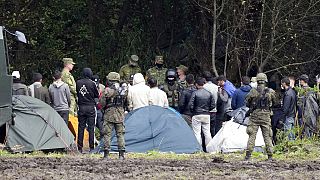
244, 151, 251, 161
119, 150, 125, 160
267, 154, 273, 161
103, 150, 109, 160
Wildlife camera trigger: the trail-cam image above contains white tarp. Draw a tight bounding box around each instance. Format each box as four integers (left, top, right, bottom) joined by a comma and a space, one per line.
206, 119, 265, 153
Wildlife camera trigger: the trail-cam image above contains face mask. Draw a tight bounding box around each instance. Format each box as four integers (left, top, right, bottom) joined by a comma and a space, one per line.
110, 81, 120, 89
156, 63, 163, 68
167, 77, 175, 86
114, 82, 120, 89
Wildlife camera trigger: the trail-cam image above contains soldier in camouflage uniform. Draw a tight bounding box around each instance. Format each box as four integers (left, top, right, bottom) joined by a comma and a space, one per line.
176, 65, 188, 89
100, 72, 127, 160
61, 58, 77, 116
245, 73, 278, 161
119, 55, 141, 83
163, 69, 180, 110
146, 56, 168, 87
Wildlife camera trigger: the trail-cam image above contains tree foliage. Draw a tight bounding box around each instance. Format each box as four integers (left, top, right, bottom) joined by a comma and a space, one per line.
1, 0, 320, 85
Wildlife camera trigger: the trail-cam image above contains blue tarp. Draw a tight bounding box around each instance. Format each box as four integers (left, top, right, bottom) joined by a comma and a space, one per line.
96, 106, 201, 154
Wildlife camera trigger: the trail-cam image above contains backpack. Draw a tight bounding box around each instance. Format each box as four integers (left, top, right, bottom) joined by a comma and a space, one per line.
228, 106, 250, 126
255, 87, 270, 110
105, 83, 127, 108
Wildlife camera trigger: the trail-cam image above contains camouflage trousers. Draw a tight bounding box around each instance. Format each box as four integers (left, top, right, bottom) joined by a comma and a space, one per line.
246, 121, 273, 156
70, 95, 77, 116
101, 121, 125, 151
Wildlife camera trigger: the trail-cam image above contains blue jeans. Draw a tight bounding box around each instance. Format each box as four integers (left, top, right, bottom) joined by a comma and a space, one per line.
284, 117, 295, 140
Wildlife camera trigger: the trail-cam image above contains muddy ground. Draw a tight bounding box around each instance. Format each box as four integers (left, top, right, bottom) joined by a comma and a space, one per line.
0, 155, 319, 180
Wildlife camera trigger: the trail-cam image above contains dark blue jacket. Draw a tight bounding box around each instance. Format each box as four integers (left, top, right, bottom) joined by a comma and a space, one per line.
231, 85, 252, 110
282, 87, 297, 118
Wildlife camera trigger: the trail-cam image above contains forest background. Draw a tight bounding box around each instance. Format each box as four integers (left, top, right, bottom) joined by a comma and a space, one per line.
1, 0, 320, 86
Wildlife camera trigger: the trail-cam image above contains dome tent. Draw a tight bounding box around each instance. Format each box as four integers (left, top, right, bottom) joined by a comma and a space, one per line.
5, 95, 75, 152
96, 106, 201, 154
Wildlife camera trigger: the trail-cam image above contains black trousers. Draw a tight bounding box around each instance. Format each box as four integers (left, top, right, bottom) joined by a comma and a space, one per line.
210, 112, 219, 137
57, 110, 69, 125
78, 105, 96, 150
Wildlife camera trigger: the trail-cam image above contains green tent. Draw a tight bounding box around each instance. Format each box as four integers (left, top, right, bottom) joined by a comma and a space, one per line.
4, 95, 75, 152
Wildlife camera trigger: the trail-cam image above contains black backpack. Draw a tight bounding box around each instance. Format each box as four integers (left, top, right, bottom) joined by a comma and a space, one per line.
256, 87, 270, 110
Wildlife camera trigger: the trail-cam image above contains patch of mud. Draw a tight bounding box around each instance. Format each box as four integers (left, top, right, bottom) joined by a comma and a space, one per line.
0, 156, 319, 179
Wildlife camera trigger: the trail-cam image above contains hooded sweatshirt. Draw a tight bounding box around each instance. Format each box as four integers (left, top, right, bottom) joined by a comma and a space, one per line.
12, 79, 30, 96
231, 85, 252, 110
76, 68, 99, 106
49, 80, 71, 111
128, 73, 152, 110
29, 82, 51, 104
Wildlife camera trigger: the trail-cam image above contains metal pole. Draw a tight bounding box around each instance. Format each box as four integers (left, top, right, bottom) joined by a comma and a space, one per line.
3, 27, 10, 74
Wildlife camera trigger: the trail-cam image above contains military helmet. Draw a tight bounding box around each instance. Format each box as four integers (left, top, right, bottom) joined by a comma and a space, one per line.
107, 72, 120, 81
256, 73, 268, 82
166, 69, 177, 81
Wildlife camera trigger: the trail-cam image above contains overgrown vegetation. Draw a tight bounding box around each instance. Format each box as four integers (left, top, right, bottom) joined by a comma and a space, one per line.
273, 128, 320, 161
1, 0, 320, 84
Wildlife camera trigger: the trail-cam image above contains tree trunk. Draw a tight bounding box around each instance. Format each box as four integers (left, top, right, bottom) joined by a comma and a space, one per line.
212, 0, 219, 77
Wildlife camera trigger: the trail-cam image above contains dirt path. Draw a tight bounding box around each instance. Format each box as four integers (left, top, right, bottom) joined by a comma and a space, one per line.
0, 156, 319, 179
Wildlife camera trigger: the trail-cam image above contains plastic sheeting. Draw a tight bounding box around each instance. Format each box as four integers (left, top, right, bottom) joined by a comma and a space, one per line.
206, 119, 265, 153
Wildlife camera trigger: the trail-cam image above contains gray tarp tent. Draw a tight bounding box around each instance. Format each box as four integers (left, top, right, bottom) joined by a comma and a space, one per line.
4, 95, 75, 152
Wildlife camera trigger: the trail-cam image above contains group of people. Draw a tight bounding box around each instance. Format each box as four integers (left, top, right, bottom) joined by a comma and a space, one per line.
11, 54, 320, 161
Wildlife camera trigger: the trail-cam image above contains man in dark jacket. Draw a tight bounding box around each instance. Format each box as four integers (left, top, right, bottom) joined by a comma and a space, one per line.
281, 77, 297, 140
188, 77, 215, 147
12, 71, 29, 96
178, 74, 196, 126
76, 68, 99, 152
29, 73, 51, 105
49, 71, 71, 124
231, 76, 252, 110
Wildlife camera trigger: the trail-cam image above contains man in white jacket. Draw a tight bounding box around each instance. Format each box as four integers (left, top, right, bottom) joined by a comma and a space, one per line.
128, 73, 152, 110
147, 77, 168, 108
